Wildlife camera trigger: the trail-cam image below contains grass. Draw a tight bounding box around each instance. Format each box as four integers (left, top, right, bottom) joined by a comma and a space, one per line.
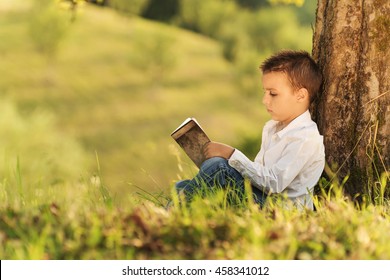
1, 175, 389, 260
1, 160, 389, 260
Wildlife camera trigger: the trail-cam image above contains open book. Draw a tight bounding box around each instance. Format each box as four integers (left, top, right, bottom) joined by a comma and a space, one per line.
171, 118, 210, 168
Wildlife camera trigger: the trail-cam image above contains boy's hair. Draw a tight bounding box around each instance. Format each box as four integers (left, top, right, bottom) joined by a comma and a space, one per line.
260, 50, 322, 103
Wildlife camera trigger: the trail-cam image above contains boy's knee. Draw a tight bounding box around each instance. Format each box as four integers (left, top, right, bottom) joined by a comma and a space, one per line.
175, 179, 191, 191
201, 157, 227, 171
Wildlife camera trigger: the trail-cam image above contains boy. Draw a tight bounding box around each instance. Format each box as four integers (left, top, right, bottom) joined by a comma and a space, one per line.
175, 50, 325, 210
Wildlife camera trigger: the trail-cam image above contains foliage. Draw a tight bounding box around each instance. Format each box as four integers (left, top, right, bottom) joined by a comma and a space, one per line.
142, 0, 179, 22
176, 0, 238, 38
290, 0, 317, 25
109, 0, 150, 16
244, 7, 312, 53
83, 0, 315, 101
173, 0, 313, 98
174, 0, 313, 55
235, 0, 270, 9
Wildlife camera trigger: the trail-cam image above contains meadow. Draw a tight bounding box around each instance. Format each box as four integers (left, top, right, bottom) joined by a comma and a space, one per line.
0, 1, 268, 201
0, 1, 389, 260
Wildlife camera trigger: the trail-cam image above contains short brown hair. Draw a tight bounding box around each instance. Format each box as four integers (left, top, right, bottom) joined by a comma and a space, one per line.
260, 50, 322, 103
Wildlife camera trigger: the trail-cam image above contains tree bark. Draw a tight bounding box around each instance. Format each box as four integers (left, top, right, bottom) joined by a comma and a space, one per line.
312, 0, 389, 199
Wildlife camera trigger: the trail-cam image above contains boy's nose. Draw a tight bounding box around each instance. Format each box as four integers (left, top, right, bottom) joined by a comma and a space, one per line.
262, 94, 269, 106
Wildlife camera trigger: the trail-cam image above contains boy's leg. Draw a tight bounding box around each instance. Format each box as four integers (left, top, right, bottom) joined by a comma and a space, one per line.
175, 157, 267, 206
177, 157, 242, 198
252, 186, 268, 207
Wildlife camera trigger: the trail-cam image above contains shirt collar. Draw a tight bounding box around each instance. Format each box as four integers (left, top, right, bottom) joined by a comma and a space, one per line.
274, 110, 312, 138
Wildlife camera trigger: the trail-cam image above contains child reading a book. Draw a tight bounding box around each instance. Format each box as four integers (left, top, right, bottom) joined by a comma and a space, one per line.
174, 50, 325, 210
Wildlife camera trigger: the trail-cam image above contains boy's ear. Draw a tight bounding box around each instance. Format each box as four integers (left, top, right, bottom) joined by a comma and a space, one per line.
296, 88, 309, 103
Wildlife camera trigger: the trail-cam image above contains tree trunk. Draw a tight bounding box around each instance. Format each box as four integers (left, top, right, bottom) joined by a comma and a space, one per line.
312, 0, 389, 200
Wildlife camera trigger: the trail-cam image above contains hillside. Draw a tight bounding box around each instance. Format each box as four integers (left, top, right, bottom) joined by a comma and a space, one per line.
0, 3, 268, 203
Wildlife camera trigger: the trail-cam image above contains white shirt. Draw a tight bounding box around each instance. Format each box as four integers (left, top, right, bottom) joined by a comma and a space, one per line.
228, 110, 325, 210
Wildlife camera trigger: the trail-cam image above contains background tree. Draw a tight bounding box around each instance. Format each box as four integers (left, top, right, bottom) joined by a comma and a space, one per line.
110, 0, 150, 16
312, 0, 389, 200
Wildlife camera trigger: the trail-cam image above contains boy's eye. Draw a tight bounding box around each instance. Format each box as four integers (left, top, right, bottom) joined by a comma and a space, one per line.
270, 91, 277, 97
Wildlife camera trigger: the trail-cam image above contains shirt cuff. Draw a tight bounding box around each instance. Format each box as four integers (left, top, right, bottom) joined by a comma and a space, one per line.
228, 149, 251, 171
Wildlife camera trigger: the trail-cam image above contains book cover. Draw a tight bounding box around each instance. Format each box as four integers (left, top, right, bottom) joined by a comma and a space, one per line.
171, 118, 210, 168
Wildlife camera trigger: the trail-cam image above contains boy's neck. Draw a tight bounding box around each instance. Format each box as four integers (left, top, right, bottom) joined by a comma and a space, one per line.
276, 109, 309, 131
275, 122, 287, 132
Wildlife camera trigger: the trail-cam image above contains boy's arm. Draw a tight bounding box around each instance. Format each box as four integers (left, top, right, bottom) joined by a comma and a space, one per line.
228, 136, 324, 194
203, 141, 235, 160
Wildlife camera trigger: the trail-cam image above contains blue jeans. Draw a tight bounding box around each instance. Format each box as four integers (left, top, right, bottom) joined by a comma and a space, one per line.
175, 157, 267, 207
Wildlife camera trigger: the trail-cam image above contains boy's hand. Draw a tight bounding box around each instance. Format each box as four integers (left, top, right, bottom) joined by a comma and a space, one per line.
203, 141, 235, 160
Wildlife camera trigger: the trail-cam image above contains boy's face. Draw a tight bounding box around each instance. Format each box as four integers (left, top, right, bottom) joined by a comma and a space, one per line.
262, 71, 307, 127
